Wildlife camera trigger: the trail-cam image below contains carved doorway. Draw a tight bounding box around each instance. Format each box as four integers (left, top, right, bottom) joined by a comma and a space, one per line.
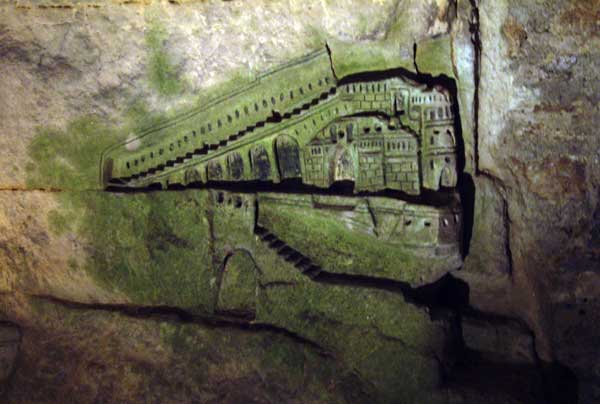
440, 163, 456, 188
334, 148, 354, 182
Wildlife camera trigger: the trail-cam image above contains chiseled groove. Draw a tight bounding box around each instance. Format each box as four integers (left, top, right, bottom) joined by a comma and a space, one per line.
116, 87, 336, 184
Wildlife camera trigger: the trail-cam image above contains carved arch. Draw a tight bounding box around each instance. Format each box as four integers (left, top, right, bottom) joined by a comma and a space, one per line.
227, 152, 244, 180
250, 144, 271, 181
207, 160, 223, 181
275, 134, 301, 179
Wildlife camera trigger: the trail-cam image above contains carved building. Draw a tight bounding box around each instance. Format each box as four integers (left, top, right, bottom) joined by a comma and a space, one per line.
302, 117, 421, 194
100, 50, 458, 196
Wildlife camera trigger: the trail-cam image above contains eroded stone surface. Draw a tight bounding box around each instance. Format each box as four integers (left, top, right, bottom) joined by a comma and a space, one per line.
475, 1, 600, 401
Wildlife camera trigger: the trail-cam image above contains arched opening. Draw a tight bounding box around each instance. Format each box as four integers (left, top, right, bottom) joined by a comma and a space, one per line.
215, 250, 259, 320
227, 152, 244, 180
440, 164, 457, 188
207, 160, 223, 181
275, 134, 301, 179
250, 144, 271, 181
184, 168, 202, 186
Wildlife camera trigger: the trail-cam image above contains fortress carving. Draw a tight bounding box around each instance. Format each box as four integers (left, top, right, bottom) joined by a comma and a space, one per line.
100, 47, 463, 284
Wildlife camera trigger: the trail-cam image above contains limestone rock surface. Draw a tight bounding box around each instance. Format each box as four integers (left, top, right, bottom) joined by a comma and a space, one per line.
0, 0, 598, 403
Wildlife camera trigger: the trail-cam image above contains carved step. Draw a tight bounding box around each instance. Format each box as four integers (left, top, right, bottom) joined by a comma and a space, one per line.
278, 246, 293, 258
262, 234, 276, 242
255, 225, 322, 279
255, 226, 268, 236
297, 257, 311, 269
285, 250, 302, 263
110, 84, 341, 185
270, 239, 285, 250
303, 265, 321, 278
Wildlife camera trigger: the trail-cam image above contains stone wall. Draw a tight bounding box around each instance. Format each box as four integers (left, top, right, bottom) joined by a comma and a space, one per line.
0, 0, 598, 403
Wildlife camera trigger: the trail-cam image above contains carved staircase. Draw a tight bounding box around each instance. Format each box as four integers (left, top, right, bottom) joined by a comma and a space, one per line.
254, 225, 322, 279
119, 88, 336, 185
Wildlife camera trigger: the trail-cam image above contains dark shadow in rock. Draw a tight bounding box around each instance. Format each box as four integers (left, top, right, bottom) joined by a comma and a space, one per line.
447, 348, 547, 404
540, 361, 579, 404
458, 172, 475, 258
447, 349, 580, 404
0, 321, 21, 400
414, 273, 470, 310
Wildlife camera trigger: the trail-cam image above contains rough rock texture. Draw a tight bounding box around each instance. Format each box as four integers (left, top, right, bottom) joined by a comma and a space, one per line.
467, 0, 600, 402
0, 321, 20, 395
0, 0, 598, 403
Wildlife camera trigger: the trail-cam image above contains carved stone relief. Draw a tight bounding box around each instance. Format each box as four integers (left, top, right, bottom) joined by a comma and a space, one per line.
101, 46, 463, 287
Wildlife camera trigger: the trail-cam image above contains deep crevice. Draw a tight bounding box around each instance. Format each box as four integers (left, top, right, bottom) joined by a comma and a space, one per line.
107, 179, 460, 207
26, 293, 330, 356
469, 0, 481, 174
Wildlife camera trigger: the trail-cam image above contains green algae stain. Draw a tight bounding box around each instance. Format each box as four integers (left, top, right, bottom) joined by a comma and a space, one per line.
157, 320, 353, 404
26, 111, 217, 309
145, 21, 184, 97
76, 190, 215, 309
26, 117, 122, 191
257, 281, 444, 404
415, 35, 455, 78
47, 209, 71, 236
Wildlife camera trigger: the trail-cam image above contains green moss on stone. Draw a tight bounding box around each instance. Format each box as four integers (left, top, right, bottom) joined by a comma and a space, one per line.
258, 199, 425, 283
26, 117, 216, 308
26, 117, 123, 190
415, 35, 455, 78
256, 281, 444, 404
145, 21, 184, 97
329, 38, 415, 79
158, 319, 353, 403
47, 209, 71, 236
216, 250, 258, 314
70, 190, 215, 309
